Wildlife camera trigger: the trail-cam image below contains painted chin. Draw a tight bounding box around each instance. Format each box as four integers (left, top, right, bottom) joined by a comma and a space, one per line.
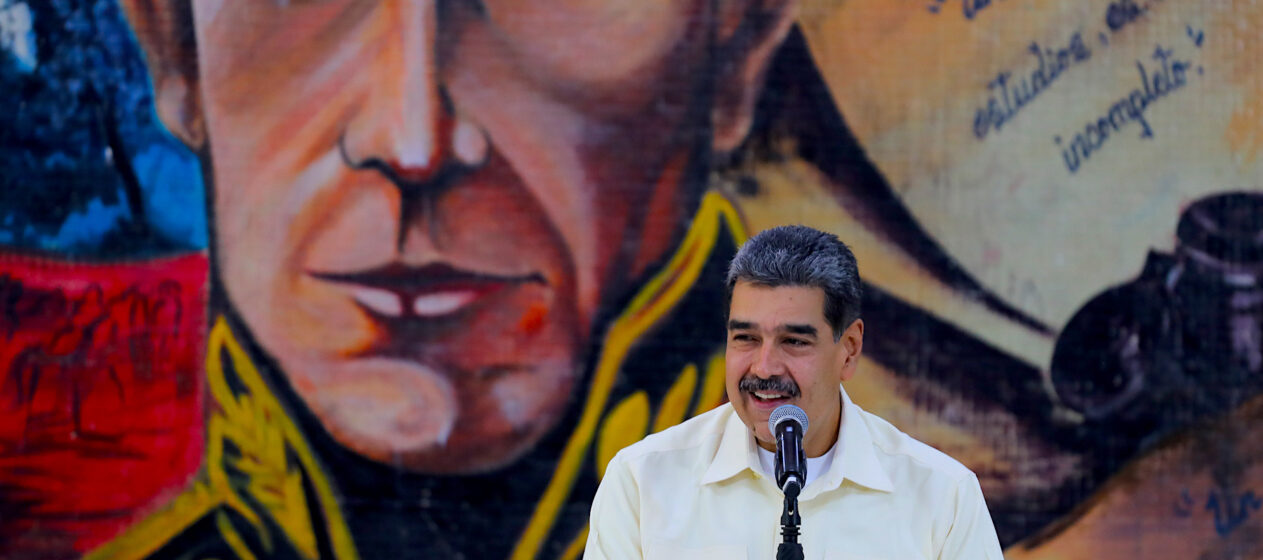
304, 303, 579, 472
307, 358, 458, 462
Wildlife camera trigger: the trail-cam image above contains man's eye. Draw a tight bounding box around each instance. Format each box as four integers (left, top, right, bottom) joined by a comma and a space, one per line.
784, 338, 809, 347
731, 334, 755, 343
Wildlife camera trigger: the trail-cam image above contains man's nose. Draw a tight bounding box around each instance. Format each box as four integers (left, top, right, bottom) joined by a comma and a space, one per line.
340, 1, 487, 188
750, 343, 782, 378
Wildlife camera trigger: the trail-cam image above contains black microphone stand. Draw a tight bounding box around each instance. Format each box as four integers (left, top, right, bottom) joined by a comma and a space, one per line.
777, 483, 803, 560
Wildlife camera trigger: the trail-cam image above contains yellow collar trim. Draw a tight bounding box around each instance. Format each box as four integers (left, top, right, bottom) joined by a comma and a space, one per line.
89, 319, 360, 560
93, 190, 745, 560
511, 190, 747, 559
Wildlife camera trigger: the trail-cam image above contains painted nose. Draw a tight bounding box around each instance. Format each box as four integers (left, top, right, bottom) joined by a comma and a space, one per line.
340, 1, 487, 189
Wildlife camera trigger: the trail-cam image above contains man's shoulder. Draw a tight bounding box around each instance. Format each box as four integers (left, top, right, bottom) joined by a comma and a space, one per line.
856, 404, 973, 483
612, 403, 735, 466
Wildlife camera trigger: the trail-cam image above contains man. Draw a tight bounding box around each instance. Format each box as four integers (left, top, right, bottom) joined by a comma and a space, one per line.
585, 225, 1004, 558
87, 1, 801, 558
0, 0, 1061, 557
0, 0, 1234, 557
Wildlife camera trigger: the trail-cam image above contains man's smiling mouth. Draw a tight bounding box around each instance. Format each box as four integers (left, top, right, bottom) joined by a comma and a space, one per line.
752, 391, 792, 402
739, 375, 801, 404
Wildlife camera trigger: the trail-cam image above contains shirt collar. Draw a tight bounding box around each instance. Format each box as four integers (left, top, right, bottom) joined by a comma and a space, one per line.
700, 385, 895, 495
700, 406, 760, 485
808, 386, 894, 496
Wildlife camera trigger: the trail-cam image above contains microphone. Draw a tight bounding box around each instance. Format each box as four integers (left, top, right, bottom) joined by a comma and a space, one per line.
768, 404, 808, 499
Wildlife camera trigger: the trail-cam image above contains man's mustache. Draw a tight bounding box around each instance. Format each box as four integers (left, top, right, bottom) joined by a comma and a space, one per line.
738, 375, 801, 398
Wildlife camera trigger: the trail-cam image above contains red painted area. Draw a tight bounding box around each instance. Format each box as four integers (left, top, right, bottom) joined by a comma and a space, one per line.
0, 251, 209, 554
518, 302, 549, 335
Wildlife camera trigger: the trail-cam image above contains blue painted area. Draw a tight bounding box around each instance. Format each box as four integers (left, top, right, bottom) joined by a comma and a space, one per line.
48, 192, 130, 250
0, 1, 37, 72
1173, 487, 1263, 537
132, 142, 208, 250
1207, 489, 1263, 537
0, 0, 208, 257
16, 134, 209, 253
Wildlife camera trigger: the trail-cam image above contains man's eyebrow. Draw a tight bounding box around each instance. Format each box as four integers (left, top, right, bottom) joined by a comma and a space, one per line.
727, 320, 755, 331
783, 324, 818, 337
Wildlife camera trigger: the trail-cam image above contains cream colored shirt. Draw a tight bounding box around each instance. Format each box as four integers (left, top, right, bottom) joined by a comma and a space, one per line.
584, 386, 1004, 559
757, 440, 836, 489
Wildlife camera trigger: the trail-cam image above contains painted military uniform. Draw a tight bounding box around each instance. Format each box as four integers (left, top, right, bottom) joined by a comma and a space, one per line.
91, 191, 746, 559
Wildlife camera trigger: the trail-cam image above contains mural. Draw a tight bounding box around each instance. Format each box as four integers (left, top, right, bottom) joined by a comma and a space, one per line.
0, 0, 1260, 558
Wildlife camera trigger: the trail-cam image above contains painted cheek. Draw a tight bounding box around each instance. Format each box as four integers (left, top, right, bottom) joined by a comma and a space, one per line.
292, 376, 318, 396
518, 302, 549, 336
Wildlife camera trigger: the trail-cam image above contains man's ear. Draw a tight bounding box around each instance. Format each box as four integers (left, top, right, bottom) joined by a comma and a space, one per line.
837, 319, 863, 382
119, 0, 205, 148
710, 0, 799, 153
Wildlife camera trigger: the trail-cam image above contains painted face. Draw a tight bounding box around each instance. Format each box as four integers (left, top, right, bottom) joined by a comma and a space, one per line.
185, 0, 731, 473
725, 282, 862, 457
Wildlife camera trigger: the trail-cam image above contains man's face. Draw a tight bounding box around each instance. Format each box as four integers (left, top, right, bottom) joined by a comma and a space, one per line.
177, 0, 747, 473
726, 282, 862, 456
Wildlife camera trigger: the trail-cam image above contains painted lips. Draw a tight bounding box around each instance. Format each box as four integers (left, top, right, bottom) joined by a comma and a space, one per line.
309, 262, 545, 319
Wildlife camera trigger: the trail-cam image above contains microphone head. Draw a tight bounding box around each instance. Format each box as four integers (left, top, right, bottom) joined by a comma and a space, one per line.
768, 404, 808, 436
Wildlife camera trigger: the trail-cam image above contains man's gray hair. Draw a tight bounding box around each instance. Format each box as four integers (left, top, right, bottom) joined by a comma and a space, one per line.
726, 225, 862, 339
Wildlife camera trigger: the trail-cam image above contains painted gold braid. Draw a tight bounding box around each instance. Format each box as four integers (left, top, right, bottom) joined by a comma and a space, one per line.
511, 190, 747, 559
90, 319, 360, 560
